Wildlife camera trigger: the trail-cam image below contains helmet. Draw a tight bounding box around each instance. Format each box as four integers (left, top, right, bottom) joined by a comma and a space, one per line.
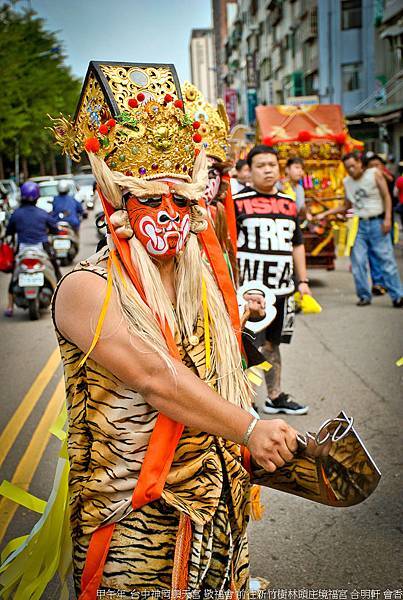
20, 181, 40, 202
57, 181, 70, 194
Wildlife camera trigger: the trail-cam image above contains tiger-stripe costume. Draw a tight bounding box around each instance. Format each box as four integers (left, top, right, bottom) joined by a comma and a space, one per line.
52, 251, 251, 595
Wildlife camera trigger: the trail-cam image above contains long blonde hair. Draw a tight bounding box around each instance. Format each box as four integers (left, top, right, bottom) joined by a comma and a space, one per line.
90, 152, 251, 408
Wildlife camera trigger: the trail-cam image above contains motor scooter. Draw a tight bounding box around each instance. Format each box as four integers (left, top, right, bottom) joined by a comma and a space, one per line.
51, 213, 79, 266
11, 245, 58, 320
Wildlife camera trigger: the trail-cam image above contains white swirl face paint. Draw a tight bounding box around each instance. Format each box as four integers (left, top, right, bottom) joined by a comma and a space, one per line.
126, 185, 191, 260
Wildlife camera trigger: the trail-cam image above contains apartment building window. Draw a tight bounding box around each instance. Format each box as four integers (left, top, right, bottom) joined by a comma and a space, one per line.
341, 0, 362, 30
342, 63, 362, 91
291, 71, 305, 96
305, 72, 318, 95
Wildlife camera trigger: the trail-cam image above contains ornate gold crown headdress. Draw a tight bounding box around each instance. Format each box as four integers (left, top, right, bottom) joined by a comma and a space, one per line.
182, 82, 230, 162
49, 62, 204, 181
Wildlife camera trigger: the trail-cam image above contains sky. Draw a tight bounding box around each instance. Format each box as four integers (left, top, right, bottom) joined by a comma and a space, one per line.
28, 0, 212, 84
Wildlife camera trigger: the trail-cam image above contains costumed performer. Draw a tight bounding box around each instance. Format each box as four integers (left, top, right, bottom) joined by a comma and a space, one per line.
48, 62, 324, 597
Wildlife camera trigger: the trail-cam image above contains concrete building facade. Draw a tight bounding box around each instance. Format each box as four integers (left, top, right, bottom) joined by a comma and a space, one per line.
189, 28, 217, 105
217, 0, 403, 159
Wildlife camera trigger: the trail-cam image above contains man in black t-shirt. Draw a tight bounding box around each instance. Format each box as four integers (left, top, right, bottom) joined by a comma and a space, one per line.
234, 145, 312, 415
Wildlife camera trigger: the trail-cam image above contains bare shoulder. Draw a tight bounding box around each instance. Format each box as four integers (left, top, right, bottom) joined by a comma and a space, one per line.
54, 270, 108, 342
55, 269, 107, 306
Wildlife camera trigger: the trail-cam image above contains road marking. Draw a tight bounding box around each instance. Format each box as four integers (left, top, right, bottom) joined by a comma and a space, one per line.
0, 347, 60, 469
0, 377, 65, 543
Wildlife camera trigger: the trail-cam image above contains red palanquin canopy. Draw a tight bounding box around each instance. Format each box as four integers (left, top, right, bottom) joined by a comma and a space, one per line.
256, 104, 363, 148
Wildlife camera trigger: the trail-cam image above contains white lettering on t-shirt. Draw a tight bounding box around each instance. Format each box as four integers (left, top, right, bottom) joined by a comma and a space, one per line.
237, 217, 295, 253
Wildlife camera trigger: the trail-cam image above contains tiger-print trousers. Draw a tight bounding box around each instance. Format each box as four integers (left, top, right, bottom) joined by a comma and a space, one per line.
72, 491, 250, 597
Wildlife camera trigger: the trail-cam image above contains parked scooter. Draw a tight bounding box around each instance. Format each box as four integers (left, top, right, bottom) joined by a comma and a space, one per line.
11, 245, 58, 320
51, 213, 79, 266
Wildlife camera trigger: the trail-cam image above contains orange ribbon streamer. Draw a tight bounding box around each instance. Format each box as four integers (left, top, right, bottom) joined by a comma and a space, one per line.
222, 173, 238, 253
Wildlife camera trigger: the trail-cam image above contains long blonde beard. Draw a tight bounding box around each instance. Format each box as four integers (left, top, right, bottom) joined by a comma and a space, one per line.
110, 233, 252, 409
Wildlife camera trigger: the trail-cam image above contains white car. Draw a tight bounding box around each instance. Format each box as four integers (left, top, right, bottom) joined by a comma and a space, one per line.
0, 179, 20, 209
74, 174, 96, 209
36, 179, 80, 213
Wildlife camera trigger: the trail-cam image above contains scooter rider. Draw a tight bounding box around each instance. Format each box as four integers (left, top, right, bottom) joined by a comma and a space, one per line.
4, 181, 62, 317
52, 181, 84, 233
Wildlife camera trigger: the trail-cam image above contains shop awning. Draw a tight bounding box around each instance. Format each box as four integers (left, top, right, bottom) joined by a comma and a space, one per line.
380, 24, 403, 38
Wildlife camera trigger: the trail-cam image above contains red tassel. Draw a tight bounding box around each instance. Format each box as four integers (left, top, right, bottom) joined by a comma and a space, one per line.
297, 130, 312, 142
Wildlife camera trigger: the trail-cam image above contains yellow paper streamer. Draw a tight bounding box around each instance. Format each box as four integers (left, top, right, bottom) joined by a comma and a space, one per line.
396, 357, 403, 367
247, 371, 263, 386
0, 482, 46, 515
110, 248, 128, 289
201, 277, 211, 371
393, 221, 399, 245
78, 255, 113, 368
0, 450, 71, 599
48, 403, 67, 441
294, 292, 322, 314
0, 537, 28, 565
0, 394, 71, 598
255, 360, 271, 372
345, 216, 359, 256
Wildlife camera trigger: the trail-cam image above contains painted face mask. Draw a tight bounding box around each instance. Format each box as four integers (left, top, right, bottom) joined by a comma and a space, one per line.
203, 157, 221, 205
125, 185, 191, 259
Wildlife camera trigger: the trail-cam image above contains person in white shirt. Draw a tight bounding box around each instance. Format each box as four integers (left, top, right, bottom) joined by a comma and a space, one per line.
230, 159, 251, 195
318, 152, 403, 307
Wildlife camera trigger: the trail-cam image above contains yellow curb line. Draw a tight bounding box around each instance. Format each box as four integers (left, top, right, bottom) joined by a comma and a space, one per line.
0, 347, 60, 469
0, 377, 65, 543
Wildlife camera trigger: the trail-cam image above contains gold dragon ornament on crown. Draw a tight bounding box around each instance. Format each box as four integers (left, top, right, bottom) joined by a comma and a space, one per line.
182, 81, 230, 162
49, 64, 204, 181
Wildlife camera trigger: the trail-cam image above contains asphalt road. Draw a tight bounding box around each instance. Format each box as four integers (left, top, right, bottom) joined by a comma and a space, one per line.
0, 216, 402, 597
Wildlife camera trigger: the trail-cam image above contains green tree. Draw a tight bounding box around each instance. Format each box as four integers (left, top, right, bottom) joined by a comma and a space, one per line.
0, 2, 80, 177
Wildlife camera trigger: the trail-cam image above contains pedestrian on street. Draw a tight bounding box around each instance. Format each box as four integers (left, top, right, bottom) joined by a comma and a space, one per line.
362, 152, 397, 296
234, 144, 311, 416
230, 158, 251, 195
344, 152, 403, 307
320, 152, 403, 307
277, 157, 311, 220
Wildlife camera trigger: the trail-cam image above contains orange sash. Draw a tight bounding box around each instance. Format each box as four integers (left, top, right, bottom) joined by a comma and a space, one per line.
222, 173, 238, 253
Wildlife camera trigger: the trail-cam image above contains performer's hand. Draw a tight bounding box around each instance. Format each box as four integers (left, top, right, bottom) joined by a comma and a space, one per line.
246, 296, 266, 318
241, 293, 266, 329
247, 419, 298, 473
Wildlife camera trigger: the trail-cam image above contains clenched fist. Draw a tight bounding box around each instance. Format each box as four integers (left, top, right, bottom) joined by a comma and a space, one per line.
247, 418, 298, 473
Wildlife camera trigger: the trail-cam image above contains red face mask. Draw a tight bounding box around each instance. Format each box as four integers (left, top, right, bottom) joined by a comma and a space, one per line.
126, 185, 191, 259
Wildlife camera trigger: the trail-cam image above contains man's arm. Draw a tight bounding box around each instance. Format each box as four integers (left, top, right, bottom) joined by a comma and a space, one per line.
374, 170, 392, 234
54, 270, 299, 473
314, 197, 352, 221
46, 212, 60, 235
292, 243, 311, 297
